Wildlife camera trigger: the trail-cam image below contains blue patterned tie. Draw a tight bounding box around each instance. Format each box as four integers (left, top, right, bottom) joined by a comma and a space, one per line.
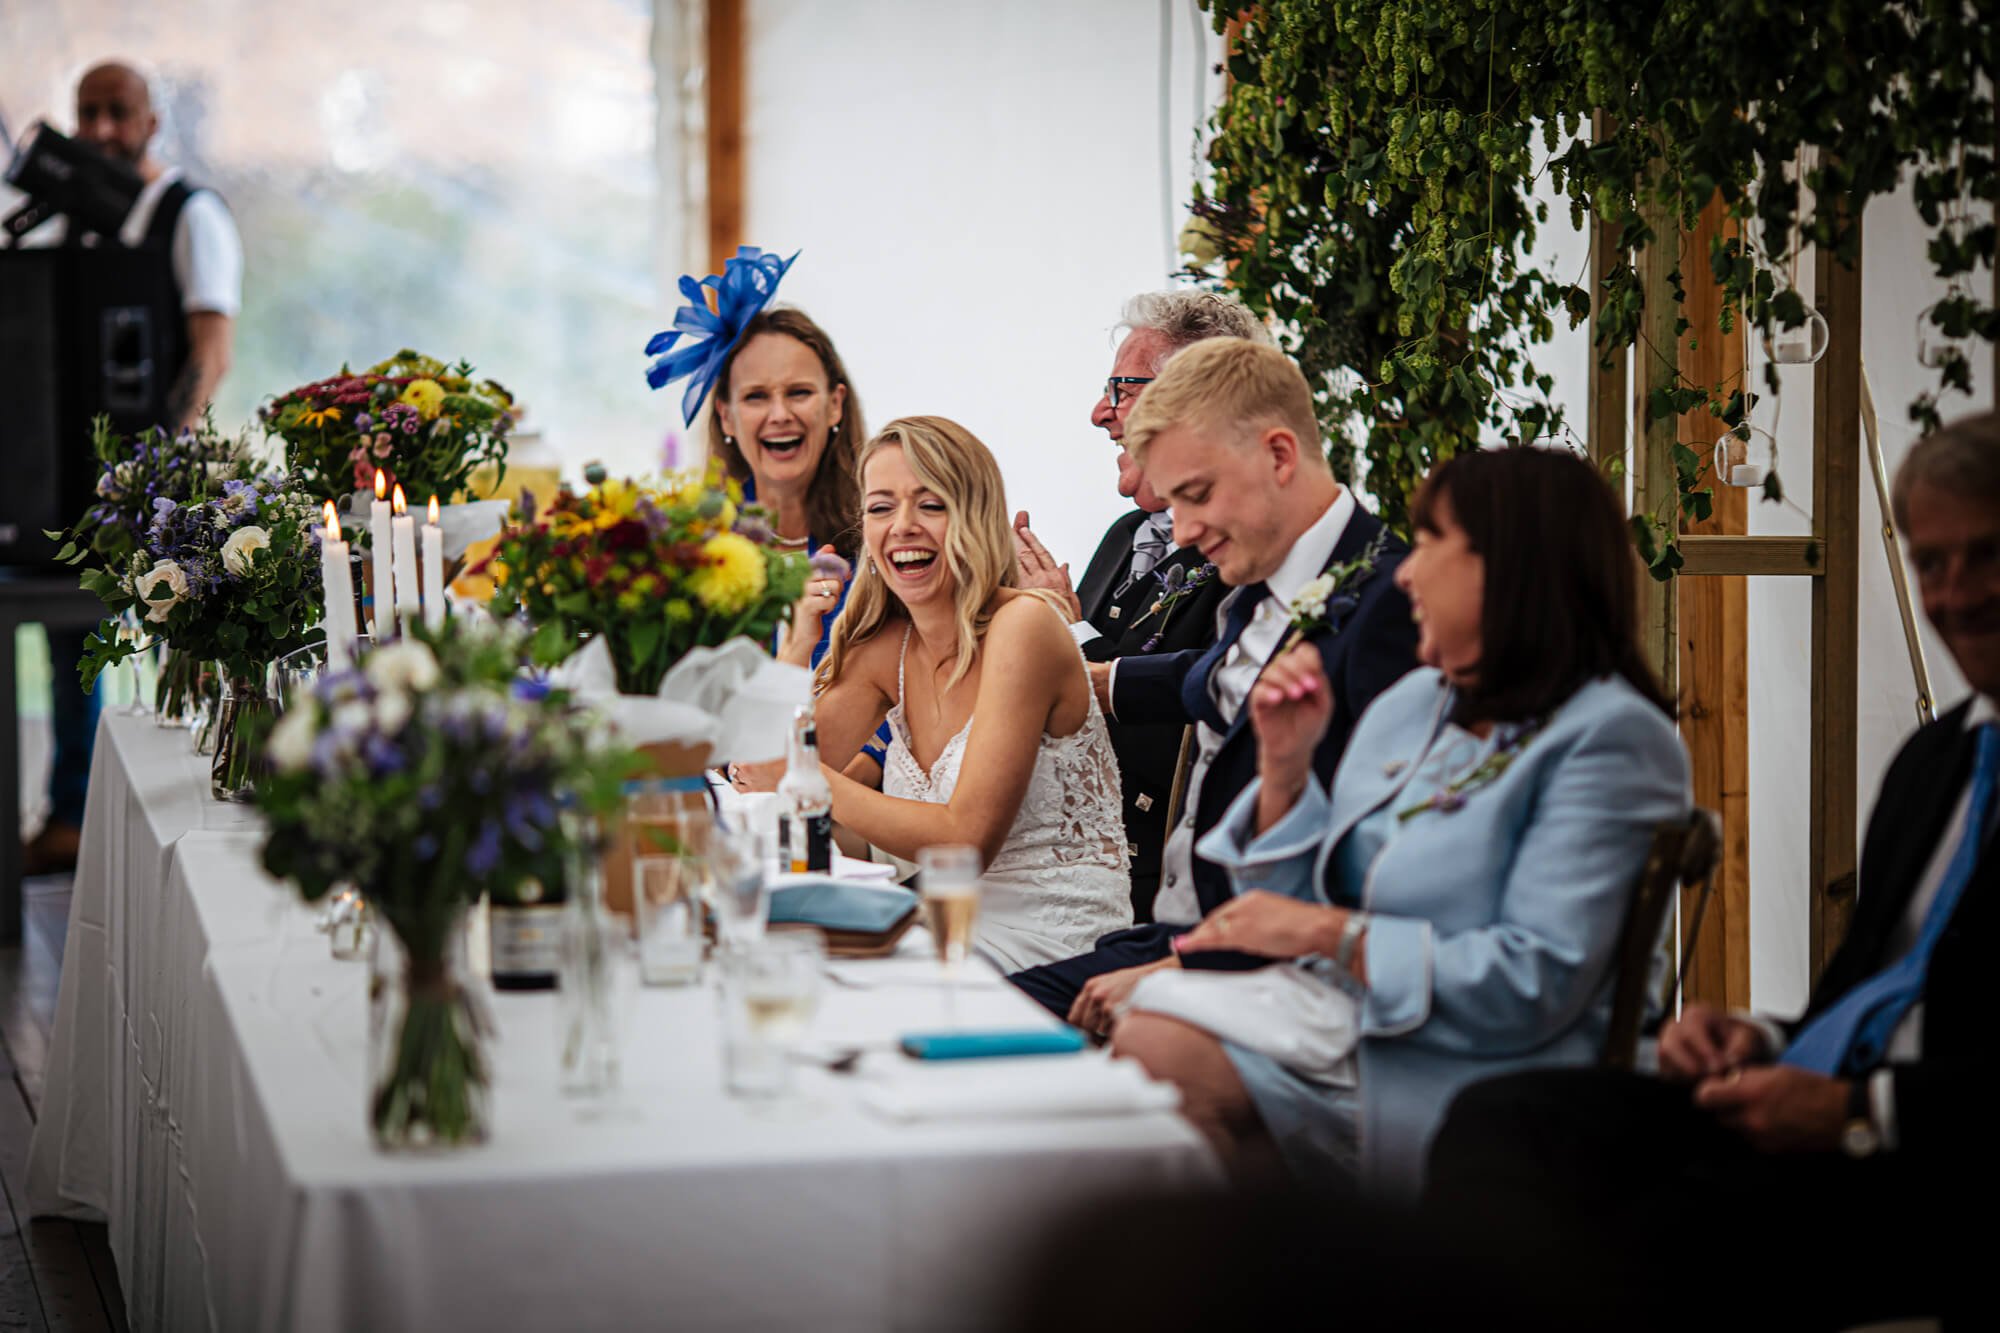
1179, 581, 1269, 732
1782, 721, 2000, 1076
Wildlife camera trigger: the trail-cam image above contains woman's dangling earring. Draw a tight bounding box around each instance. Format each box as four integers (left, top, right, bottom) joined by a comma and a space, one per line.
723, 435, 736, 448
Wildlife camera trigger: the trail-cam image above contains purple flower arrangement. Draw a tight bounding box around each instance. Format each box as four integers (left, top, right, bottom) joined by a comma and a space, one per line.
50, 416, 254, 576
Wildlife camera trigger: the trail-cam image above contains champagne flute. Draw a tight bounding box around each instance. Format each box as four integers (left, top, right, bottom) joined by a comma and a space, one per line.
917, 845, 982, 1026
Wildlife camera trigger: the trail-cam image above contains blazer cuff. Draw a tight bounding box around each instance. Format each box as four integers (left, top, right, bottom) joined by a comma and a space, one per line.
1359, 914, 1433, 1037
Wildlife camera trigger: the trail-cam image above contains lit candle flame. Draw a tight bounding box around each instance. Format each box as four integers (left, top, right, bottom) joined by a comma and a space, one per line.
375, 469, 389, 501
323, 501, 342, 543
427, 494, 440, 525
392, 484, 408, 516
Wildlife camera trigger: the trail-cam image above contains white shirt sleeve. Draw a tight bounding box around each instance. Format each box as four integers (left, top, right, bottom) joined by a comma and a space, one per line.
171, 190, 243, 316
1068, 619, 1104, 650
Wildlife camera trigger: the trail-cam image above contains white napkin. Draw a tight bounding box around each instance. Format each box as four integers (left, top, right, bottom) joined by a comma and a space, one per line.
1129, 962, 1358, 1086
335, 494, 510, 561
859, 1054, 1180, 1123
547, 636, 810, 760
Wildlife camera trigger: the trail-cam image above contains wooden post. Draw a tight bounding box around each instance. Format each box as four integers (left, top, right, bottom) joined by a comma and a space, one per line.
1632, 186, 1680, 709
1810, 203, 1863, 980
1676, 195, 1750, 1008
1587, 112, 1627, 472
705, 0, 745, 277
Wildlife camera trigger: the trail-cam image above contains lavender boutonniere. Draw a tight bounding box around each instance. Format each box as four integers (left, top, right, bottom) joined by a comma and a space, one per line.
1396, 717, 1545, 822
1131, 560, 1220, 651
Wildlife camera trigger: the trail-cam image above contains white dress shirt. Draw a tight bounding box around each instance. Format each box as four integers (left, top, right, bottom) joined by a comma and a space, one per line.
1148, 487, 1355, 924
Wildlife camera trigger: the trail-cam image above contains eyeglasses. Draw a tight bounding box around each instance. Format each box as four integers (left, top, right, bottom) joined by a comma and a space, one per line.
1105, 376, 1155, 409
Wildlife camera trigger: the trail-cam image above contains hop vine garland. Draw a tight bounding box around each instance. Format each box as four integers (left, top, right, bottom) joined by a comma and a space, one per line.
1190, 0, 1996, 557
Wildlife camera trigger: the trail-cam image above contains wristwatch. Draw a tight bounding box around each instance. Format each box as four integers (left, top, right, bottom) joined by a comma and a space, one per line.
1840, 1077, 1881, 1159
1335, 911, 1371, 973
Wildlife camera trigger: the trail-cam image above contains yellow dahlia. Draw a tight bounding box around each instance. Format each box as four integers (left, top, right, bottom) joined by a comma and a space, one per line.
401, 379, 447, 419
687, 533, 766, 614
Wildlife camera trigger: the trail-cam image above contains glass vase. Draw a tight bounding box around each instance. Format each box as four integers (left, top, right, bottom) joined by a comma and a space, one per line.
625, 777, 717, 986
153, 649, 206, 729
367, 908, 491, 1150
209, 672, 273, 802
559, 817, 626, 1097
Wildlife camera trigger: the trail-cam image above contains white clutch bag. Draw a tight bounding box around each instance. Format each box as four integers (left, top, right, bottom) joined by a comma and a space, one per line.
1128, 961, 1360, 1087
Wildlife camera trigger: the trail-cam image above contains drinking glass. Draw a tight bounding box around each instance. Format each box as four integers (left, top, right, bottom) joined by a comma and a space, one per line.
717, 929, 824, 1098
710, 821, 769, 953
628, 782, 714, 986
917, 844, 982, 967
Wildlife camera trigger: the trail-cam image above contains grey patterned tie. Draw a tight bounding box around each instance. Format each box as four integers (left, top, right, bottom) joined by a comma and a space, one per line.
1120, 513, 1174, 594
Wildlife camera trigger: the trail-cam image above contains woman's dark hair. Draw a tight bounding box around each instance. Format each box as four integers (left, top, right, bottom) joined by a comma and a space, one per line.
705, 307, 864, 560
1408, 445, 1672, 723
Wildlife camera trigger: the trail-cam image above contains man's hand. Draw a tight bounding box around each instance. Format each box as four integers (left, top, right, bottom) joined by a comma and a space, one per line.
1177, 890, 1340, 961
1693, 1066, 1853, 1153
1068, 956, 1178, 1035
1012, 511, 1083, 622
1657, 1003, 1771, 1082
1088, 660, 1114, 715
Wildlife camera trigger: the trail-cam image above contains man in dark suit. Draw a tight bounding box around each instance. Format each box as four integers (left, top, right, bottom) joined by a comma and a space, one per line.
1014, 291, 1269, 920
1422, 411, 2000, 1329
1011, 337, 1419, 1030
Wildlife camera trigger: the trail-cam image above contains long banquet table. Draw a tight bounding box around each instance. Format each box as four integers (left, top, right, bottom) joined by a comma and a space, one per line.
26, 714, 1217, 1331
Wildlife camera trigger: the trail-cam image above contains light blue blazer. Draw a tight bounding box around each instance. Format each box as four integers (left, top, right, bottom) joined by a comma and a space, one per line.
1196, 666, 1691, 1196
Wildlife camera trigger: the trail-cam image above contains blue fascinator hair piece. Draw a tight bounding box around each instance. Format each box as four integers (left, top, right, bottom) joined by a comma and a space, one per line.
645, 245, 800, 425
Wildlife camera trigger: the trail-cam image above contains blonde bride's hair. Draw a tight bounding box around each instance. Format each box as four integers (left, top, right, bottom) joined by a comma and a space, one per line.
815, 415, 1057, 699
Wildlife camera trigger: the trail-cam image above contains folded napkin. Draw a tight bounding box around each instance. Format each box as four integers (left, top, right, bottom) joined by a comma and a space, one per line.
547, 635, 809, 760
859, 1054, 1181, 1123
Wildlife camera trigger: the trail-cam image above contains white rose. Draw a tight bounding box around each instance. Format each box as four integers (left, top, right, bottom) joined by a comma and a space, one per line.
266, 706, 319, 773
134, 559, 190, 624
330, 700, 374, 737
373, 688, 412, 734
365, 641, 441, 695
221, 525, 270, 576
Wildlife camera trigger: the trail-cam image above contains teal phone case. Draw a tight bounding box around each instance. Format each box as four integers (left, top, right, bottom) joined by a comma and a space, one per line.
899, 1029, 1088, 1060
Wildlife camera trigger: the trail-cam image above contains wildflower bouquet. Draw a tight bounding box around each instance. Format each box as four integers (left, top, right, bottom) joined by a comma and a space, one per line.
77, 471, 326, 690
256, 619, 637, 1147
48, 414, 255, 576
485, 464, 810, 695
262, 349, 515, 504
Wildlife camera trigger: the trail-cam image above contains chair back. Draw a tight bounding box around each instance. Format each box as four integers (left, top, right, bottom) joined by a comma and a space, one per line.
1600, 809, 1722, 1070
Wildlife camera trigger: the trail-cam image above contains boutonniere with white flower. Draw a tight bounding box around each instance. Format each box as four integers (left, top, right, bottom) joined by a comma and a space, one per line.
1276, 528, 1391, 655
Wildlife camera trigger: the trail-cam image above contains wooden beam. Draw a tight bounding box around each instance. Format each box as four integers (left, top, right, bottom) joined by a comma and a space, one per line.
1633, 184, 1680, 708
705, 0, 745, 277
1676, 194, 1749, 1010
1809, 201, 1863, 982
1587, 111, 1627, 471
1677, 534, 1822, 577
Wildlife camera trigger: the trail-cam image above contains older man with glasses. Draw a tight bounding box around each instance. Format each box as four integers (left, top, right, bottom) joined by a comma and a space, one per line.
1011, 290, 1269, 922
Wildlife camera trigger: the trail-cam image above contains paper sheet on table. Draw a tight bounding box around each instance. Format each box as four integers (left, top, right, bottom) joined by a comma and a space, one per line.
824, 954, 1008, 990
859, 1055, 1181, 1123
548, 635, 809, 760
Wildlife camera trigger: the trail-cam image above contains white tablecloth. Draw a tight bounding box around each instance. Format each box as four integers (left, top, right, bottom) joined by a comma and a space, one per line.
28, 715, 1216, 1331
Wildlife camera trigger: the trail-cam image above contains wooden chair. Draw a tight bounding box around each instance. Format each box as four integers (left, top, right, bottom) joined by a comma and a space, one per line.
1600, 809, 1723, 1070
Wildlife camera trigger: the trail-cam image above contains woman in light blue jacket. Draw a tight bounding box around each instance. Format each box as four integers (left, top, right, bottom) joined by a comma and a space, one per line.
1112, 446, 1691, 1199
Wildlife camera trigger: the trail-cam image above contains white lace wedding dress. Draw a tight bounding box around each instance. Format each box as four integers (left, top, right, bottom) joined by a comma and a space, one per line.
881, 625, 1133, 973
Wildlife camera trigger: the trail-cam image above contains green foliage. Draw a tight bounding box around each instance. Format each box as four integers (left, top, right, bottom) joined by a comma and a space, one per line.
1191, 0, 1997, 537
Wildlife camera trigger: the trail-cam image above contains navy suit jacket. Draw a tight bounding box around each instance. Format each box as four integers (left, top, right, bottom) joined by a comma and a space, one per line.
1110, 505, 1419, 916
1009, 502, 1420, 1011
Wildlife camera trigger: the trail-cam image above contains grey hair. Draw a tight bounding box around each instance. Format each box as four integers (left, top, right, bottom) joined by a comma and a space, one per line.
1118, 290, 1272, 372
1892, 410, 2000, 529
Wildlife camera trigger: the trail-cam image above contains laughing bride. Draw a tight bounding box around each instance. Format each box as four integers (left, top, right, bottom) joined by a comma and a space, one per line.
805, 415, 1133, 972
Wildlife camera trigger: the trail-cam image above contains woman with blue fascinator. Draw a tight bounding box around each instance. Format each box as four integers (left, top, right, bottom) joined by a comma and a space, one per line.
647, 248, 866, 672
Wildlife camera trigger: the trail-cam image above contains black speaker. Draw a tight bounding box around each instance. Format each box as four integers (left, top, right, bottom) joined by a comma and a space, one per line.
0, 243, 186, 567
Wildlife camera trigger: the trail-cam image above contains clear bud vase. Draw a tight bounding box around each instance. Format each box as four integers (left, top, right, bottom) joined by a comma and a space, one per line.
559, 818, 624, 1096
209, 672, 273, 801
368, 908, 491, 1150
